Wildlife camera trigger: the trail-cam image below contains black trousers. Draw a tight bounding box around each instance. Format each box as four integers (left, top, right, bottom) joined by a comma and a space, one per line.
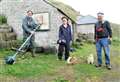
58, 43, 70, 60
23, 35, 35, 56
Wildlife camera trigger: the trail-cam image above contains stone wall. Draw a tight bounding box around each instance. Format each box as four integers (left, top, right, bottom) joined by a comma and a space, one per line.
0, 24, 18, 48
0, 0, 66, 47
77, 24, 95, 41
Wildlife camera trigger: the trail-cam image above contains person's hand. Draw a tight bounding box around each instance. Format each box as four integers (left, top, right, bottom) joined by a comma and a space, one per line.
31, 31, 35, 34
59, 40, 62, 43
108, 37, 112, 45
70, 40, 72, 45
108, 37, 112, 41
62, 39, 66, 43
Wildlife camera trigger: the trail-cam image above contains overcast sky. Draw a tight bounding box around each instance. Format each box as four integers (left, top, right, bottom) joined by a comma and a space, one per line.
59, 0, 120, 24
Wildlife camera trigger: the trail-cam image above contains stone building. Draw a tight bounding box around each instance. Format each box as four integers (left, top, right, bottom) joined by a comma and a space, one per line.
0, 0, 78, 47
77, 15, 97, 40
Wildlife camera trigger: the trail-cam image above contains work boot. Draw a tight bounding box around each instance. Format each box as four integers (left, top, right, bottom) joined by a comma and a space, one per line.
95, 64, 102, 68
106, 64, 112, 70
31, 52, 35, 57
31, 53, 35, 57
30, 48, 36, 57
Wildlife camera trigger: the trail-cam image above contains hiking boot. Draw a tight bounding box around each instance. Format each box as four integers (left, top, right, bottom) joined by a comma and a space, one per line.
106, 64, 112, 70
95, 64, 102, 68
31, 52, 36, 57
31, 49, 36, 57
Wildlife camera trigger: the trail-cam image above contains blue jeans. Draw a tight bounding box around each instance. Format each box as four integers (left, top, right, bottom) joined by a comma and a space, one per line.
96, 38, 110, 65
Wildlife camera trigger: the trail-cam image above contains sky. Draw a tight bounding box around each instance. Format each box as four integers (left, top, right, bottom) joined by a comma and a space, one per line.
59, 0, 120, 24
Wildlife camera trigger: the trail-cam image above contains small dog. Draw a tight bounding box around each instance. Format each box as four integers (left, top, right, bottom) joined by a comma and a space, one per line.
87, 54, 94, 64
67, 56, 78, 65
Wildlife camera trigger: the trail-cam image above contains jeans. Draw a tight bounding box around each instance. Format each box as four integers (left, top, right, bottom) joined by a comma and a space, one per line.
96, 38, 110, 65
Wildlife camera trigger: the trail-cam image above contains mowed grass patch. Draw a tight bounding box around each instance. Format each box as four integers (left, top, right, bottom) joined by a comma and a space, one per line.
0, 53, 66, 79
73, 64, 107, 82
71, 43, 106, 82
0, 41, 120, 82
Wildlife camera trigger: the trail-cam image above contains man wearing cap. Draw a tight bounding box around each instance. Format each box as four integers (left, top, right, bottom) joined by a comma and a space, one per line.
94, 12, 112, 70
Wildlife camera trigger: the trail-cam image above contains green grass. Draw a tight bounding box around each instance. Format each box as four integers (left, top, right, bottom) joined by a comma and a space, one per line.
72, 43, 96, 57
0, 54, 65, 78
73, 64, 106, 82
0, 15, 7, 24
0, 42, 120, 82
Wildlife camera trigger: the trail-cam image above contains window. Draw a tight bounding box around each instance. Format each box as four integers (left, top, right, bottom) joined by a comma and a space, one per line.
33, 13, 50, 31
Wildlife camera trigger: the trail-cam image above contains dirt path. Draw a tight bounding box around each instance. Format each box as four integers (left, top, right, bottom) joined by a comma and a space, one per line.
35, 65, 76, 82
55, 65, 76, 82
102, 49, 120, 82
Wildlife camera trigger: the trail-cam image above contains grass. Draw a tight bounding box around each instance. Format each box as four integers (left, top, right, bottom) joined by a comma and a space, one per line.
73, 64, 107, 82
0, 15, 7, 24
0, 53, 65, 78
0, 41, 120, 82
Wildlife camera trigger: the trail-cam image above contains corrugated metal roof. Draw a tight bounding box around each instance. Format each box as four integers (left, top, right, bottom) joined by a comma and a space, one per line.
77, 15, 98, 25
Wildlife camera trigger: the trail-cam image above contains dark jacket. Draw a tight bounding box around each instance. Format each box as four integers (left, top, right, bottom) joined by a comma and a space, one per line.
94, 21, 112, 39
59, 24, 72, 43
